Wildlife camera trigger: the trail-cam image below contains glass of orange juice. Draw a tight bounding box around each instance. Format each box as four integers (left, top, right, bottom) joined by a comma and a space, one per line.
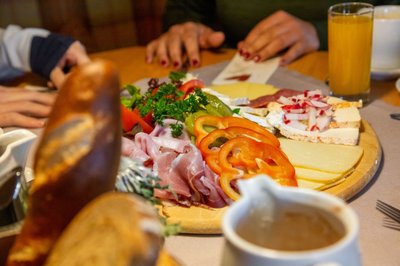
328, 2, 374, 103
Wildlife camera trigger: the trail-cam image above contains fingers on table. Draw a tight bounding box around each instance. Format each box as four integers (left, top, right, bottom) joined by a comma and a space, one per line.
145, 22, 203, 68
239, 11, 318, 64
0, 112, 46, 128
0, 99, 54, 128
0, 90, 56, 106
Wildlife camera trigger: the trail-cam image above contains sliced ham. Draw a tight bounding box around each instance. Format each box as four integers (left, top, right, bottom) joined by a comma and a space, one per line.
122, 121, 229, 208
121, 137, 150, 163
153, 151, 192, 198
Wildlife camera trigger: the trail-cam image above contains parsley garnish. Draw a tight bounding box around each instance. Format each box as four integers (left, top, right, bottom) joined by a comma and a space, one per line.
232, 108, 241, 114
169, 71, 186, 82
138, 84, 208, 136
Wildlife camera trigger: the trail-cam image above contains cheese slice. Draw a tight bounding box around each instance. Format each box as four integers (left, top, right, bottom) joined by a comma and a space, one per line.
210, 82, 278, 99
294, 167, 344, 183
297, 178, 346, 190
279, 138, 363, 174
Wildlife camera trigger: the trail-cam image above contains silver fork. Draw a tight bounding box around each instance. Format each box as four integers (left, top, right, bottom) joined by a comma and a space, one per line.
376, 200, 400, 226
383, 217, 400, 231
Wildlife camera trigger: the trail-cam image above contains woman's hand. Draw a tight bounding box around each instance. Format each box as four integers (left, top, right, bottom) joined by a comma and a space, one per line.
50, 41, 90, 89
145, 22, 225, 69
238, 11, 319, 65
0, 86, 56, 128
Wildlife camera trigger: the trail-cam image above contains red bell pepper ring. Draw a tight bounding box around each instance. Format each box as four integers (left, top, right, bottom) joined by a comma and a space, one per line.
120, 105, 154, 134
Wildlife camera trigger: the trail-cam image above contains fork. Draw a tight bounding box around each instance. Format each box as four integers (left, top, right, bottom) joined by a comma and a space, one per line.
383, 217, 400, 231
376, 200, 400, 224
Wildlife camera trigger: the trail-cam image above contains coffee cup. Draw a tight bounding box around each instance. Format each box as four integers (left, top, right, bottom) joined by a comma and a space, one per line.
221, 175, 361, 266
371, 5, 400, 70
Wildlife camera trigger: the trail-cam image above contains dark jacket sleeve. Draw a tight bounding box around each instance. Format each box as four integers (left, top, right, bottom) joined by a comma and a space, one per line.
30, 33, 75, 79
163, 0, 218, 31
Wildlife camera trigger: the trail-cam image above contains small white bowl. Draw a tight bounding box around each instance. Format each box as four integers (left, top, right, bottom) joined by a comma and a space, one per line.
0, 129, 36, 181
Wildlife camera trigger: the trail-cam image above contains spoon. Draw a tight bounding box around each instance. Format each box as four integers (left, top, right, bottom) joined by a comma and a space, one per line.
0, 167, 22, 210
396, 77, 400, 93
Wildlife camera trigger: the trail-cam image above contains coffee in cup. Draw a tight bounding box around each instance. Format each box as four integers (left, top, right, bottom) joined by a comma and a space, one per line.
221, 175, 361, 266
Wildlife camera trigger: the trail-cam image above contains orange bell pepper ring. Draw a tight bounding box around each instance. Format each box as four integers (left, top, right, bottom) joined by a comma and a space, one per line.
198, 126, 280, 157
194, 115, 279, 147
218, 137, 297, 201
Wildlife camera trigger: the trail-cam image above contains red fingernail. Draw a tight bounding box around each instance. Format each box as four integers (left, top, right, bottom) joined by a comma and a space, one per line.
173, 61, 180, 68
161, 60, 167, 66
243, 52, 250, 59
192, 59, 199, 67
239, 49, 244, 56
253, 55, 261, 63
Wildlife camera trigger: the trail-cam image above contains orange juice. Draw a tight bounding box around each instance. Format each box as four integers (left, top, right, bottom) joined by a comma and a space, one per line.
328, 14, 373, 99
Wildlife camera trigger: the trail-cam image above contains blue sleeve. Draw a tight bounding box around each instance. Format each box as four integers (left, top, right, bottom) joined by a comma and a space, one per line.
30, 33, 75, 79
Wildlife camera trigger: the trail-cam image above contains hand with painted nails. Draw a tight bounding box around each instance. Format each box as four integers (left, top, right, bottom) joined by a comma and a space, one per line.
237, 11, 319, 65
0, 86, 56, 128
145, 22, 225, 69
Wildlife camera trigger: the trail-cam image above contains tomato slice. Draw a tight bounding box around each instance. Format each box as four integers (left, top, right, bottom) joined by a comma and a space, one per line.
120, 105, 154, 134
179, 79, 204, 99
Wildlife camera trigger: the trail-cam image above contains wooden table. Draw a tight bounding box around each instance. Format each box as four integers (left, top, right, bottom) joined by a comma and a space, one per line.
3, 46, 399, 266
91, 46, 400, 107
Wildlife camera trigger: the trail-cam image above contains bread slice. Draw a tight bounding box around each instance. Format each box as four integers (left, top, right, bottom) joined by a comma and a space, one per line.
44, 192, 164, 266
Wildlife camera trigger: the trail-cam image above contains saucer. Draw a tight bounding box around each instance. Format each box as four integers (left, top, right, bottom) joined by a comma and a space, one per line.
371, 67, 400, 81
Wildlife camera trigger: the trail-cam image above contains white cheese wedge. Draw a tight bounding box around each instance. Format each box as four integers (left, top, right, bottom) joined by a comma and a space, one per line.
279, 138, 363, 174
237, 112, 275, 132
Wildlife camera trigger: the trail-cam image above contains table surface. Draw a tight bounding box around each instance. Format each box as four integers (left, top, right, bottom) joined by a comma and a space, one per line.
9, 46, 400, 266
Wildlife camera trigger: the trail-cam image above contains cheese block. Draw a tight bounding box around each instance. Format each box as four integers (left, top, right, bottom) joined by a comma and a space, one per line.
160, 204, 227, 234
279, 138, 363, 174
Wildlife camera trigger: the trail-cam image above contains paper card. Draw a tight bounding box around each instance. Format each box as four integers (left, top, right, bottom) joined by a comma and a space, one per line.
212, 53, 280, 85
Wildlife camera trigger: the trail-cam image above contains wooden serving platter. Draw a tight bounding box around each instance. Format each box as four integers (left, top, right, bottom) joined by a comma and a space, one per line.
160, 84, 381, 234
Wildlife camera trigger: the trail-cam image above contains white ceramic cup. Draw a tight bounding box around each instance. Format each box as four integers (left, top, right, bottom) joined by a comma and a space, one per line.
371, 5, 400, 70
221, 175, 361, 266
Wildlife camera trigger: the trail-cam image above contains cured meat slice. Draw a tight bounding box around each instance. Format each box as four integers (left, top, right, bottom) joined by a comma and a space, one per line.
249, 88, 302, 108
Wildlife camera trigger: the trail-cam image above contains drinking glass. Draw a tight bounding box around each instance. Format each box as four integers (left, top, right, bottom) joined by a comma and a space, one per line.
328, 2, 374, 103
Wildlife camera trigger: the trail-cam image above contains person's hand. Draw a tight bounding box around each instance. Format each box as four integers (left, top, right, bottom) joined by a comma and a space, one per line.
50, 41, 90, 89
237, 11, 319, 65
0, 86, 56, 128
145, 22, 225, 69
